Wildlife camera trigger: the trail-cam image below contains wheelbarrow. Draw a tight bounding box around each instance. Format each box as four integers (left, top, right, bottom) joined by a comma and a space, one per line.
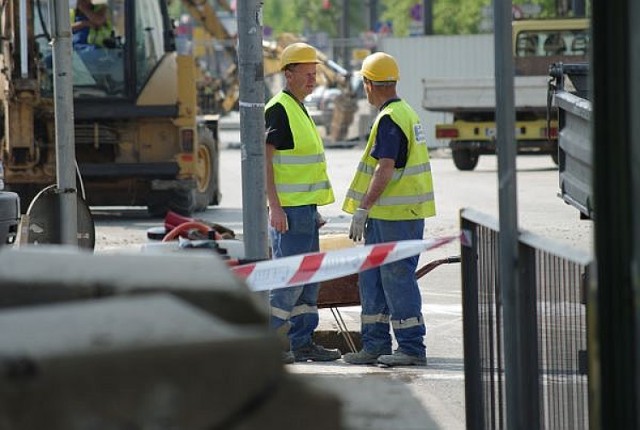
316, 255, 462, 353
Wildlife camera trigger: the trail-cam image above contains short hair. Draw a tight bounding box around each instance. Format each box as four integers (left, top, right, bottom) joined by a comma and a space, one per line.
363, 77, 395, 87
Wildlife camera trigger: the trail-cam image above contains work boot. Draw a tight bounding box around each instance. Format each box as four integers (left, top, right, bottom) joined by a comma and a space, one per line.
342, 349, 382, 365
274, 322, 292, 350
293, 343, 341, 362
282, 350, 295, 364
377, 351, 427, 367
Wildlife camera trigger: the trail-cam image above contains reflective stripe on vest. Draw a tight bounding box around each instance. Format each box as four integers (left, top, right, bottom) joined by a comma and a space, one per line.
345, 188, 435, 207
266, 92, 335, 207
355, 160, 431, 179
342, 100, 436, 220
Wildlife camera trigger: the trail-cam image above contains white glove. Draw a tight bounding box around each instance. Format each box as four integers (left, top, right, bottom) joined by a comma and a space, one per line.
349, 208, 369, 242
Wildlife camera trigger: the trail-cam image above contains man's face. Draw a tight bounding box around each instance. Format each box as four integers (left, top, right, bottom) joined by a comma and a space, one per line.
285, 63, 317, 100
363, 78, 374, 105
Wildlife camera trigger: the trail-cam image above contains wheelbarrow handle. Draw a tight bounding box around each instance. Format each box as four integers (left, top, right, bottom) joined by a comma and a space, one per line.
415, 255, 461, 280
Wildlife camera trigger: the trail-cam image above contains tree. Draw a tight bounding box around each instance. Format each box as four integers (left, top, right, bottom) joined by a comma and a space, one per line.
263, 0, 346, 38
262, 0, 371, 40
262, 0, 565, 40
379, 0, 559, 36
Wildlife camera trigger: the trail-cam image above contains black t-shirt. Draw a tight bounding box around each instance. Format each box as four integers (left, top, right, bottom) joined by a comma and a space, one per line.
265, 90, 311, 151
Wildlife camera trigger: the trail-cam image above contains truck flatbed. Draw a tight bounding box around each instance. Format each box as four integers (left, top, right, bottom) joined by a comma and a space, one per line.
422, 75, 550, 112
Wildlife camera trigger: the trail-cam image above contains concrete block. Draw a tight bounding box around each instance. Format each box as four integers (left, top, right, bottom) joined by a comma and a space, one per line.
0, 294, 283, 429
0, 246, 268, 324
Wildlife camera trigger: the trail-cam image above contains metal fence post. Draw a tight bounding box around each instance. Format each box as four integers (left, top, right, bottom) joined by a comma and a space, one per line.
517, 242, 541, 429
461, 214, 484, 430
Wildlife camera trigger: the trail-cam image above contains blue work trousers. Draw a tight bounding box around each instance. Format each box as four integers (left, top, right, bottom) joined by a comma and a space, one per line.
359, 218, 427, 358
269, 204, 320, 351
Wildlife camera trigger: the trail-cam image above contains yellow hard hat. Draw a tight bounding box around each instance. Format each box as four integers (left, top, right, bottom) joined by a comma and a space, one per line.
280, 42, 318, 70
359, 52, 400, 82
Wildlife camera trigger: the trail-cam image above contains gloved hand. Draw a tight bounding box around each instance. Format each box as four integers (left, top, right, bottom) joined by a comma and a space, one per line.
349, 208, 369, 242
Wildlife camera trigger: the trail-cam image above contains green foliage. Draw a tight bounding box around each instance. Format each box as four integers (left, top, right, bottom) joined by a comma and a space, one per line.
262, 0, 566, 39
167, 1, 182, 20
263, 0, 302, 35
263, 0, 344, 38
380, 0, 560, 36
432, 0, 487, 35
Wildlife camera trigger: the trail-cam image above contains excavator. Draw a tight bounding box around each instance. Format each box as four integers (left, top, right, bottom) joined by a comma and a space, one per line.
0, 0, 361, 218
1, 0, 227, 217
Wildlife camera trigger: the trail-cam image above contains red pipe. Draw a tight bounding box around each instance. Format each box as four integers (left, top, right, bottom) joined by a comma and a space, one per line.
161, 221, 219, 242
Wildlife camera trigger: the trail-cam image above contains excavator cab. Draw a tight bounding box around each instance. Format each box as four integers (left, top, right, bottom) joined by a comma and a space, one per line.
36, 0, 169, 100
4, 0, 220, 216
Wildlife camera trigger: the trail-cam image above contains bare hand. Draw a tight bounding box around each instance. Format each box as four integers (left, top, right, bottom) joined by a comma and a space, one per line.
269, 207, 288, 233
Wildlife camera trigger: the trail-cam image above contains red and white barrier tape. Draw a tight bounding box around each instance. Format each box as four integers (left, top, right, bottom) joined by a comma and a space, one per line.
232, 236, 457, 292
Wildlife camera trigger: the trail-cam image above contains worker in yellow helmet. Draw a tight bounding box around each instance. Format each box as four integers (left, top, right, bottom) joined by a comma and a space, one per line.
342, 52, 436, 367
264, 42, 340, 364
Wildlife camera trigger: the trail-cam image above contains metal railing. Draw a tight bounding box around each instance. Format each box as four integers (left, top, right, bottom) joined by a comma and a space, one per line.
461, 208, 592, 430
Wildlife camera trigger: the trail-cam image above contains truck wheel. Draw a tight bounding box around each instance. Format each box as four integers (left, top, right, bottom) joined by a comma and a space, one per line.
452, 149, 479, 171
147, 190, 196, 218
551, 151, 559, 165
194, 133, 220, 211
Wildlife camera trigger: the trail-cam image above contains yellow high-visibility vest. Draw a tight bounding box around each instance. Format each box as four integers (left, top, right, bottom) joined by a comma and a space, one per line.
342, 100, 436, 220
70, 5, 113, 47
266, 92, 335, 207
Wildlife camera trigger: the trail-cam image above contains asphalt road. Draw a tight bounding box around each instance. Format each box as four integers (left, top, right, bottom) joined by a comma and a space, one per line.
91, 142, 593, 430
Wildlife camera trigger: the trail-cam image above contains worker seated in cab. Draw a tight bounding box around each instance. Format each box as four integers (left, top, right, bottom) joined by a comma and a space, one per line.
70, 0, 124, 95
71, 0, 115, 50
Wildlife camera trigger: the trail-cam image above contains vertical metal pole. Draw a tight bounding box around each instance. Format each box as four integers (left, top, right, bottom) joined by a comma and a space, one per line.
236, 0, 269, 305
494, 1, 525, 429
572, 0, 586, 17
341, 0, 349, 66
631, 0, 640, 424
591, 0, 639, 427
517, 242, 540, 428
460, 214, 485, 430
50, 0, 78, 246
423, 0, 433, 35
367, 0, 378, 32
19, 0, 29, 78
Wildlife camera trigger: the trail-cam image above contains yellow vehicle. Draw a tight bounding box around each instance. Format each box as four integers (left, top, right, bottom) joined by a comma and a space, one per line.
1, 0, 222, 216
423, 18, 589, 170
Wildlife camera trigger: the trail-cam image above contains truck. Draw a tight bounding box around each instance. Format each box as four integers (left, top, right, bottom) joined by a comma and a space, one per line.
548, 62, 592, 219
1, 0, 224, 216
422, 18, 590, 171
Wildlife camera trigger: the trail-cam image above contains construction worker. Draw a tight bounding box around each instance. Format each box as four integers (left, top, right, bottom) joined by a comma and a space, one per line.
342, 52, 436, 367
265, 42, 341, 364
71, 0, 114, 50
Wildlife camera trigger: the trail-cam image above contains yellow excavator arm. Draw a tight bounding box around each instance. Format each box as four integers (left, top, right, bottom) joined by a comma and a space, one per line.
179, 0, 233, 41
173, 1, 359, 142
